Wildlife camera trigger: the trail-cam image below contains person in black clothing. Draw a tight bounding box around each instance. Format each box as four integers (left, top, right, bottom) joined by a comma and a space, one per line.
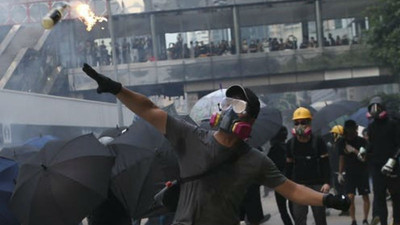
268, 126, 293, 225
239, 182, 271, 225
286, 107, 331, 225
338, 120, 370, 225
87, 190, 132, 225
329, 125, 349, 216
359, 96, 400, 225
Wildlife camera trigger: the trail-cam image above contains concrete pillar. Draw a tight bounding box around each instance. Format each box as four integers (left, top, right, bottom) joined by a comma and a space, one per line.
232, 6, 241, 54
150, 14, 158, 60
314, 0, 324, 48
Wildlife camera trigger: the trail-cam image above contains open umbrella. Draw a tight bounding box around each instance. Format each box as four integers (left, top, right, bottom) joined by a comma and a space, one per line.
312, 100, 363, 135
350, 107, 369, 127
189, 89, 226, 125
10, 134, 115, 225
0, 157, 19, 225
109, 116, 179, 219
0, 145, 39, 163
99, 126, 129, 139
87, 126, 131, 225
23, 135, 58, 149
248, 107, 283, 147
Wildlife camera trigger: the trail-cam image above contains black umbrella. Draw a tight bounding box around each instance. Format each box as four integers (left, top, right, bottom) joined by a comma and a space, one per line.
99, 126, 129, 139
10, 134, 115, 225
0, 157, 19, 225
312, 100, 363, 135
0, 145, 39, 163
247, 107, 283, 147
109, 116, 179, 219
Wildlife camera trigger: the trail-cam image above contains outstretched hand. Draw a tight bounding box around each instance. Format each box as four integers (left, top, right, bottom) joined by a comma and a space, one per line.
82, 63, 122, 95
323, 194, 351, 211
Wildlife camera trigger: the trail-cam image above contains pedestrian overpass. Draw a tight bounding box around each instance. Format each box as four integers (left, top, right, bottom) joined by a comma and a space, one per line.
68, 44, 392, 99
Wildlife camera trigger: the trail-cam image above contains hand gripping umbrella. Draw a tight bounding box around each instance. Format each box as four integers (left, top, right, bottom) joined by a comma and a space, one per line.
109, 116, 179, 219
10, 134, 115, 225
0, 157, 19, 225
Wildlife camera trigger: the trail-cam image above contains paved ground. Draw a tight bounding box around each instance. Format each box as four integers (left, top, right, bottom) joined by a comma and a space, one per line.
81, 188, 395, 225
259, 188, 394, 225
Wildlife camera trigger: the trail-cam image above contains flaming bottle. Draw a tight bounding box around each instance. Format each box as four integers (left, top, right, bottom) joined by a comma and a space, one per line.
41, 3, 69, 29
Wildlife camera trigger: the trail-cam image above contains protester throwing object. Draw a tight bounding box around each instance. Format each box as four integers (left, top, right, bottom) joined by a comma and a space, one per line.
82, 63, 350, 225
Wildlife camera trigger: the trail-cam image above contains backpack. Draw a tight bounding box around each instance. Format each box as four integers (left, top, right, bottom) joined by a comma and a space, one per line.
288, 136, 322, 182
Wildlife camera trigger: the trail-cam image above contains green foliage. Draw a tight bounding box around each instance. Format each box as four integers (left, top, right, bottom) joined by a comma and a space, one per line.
366, 0, 400, 73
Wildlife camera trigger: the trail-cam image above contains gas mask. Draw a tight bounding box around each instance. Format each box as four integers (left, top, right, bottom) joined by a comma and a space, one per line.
291, 120, 312, 137
367, 103, 387, 120
210, 97, 252, 140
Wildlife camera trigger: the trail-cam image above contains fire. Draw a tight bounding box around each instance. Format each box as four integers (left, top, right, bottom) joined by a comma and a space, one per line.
74, 3, 107, 31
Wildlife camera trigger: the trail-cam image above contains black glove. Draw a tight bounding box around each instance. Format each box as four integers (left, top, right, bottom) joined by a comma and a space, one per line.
323, 193, 350, 211
82, 63, 122, 95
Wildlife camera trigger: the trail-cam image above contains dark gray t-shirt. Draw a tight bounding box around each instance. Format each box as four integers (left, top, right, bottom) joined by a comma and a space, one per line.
165, 115, 287, 225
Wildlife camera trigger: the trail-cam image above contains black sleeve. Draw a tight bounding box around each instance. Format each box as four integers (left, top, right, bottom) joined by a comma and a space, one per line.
366, 125, 373, 153
285, 139, 293, 179
320, 157, 331, 185
318, 137, 331, 185
393, 120, 400, 156
285, 138, 293, 159
337, 138, 345, 156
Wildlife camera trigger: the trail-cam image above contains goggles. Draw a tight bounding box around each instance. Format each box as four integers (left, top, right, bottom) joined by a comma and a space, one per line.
219, 97, 247, 114
294, 120, 310, 126
369, 103, 381, 114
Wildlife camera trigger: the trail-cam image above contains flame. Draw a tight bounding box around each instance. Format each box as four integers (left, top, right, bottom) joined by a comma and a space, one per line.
74, 3, 107, 31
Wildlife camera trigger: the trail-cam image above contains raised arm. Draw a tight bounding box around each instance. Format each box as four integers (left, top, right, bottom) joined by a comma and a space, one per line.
82, 63, 167, 134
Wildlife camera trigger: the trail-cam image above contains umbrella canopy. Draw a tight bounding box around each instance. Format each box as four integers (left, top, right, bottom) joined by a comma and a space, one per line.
99, 126, 129, 139
312, 100, 363, 135
0, 157, 19, 225
10, 134, 115, 225
247, 107, 283, 147
23, 135, 58, 149
0, 145, 39, 163
350, 107, 369, 127
109, 116, 179, 219
189, 89, 227, 125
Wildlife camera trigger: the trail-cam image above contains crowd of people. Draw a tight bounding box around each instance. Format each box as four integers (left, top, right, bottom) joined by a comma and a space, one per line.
75, 36, 154, 68
266, 100, 399, 225
78, 61, 400, 225
164, 33, 357, 60
71, 32, 358, 68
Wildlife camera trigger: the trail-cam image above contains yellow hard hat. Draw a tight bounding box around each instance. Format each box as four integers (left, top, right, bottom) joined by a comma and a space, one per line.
292, 107, 312, 120
330, 125, 344, 135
